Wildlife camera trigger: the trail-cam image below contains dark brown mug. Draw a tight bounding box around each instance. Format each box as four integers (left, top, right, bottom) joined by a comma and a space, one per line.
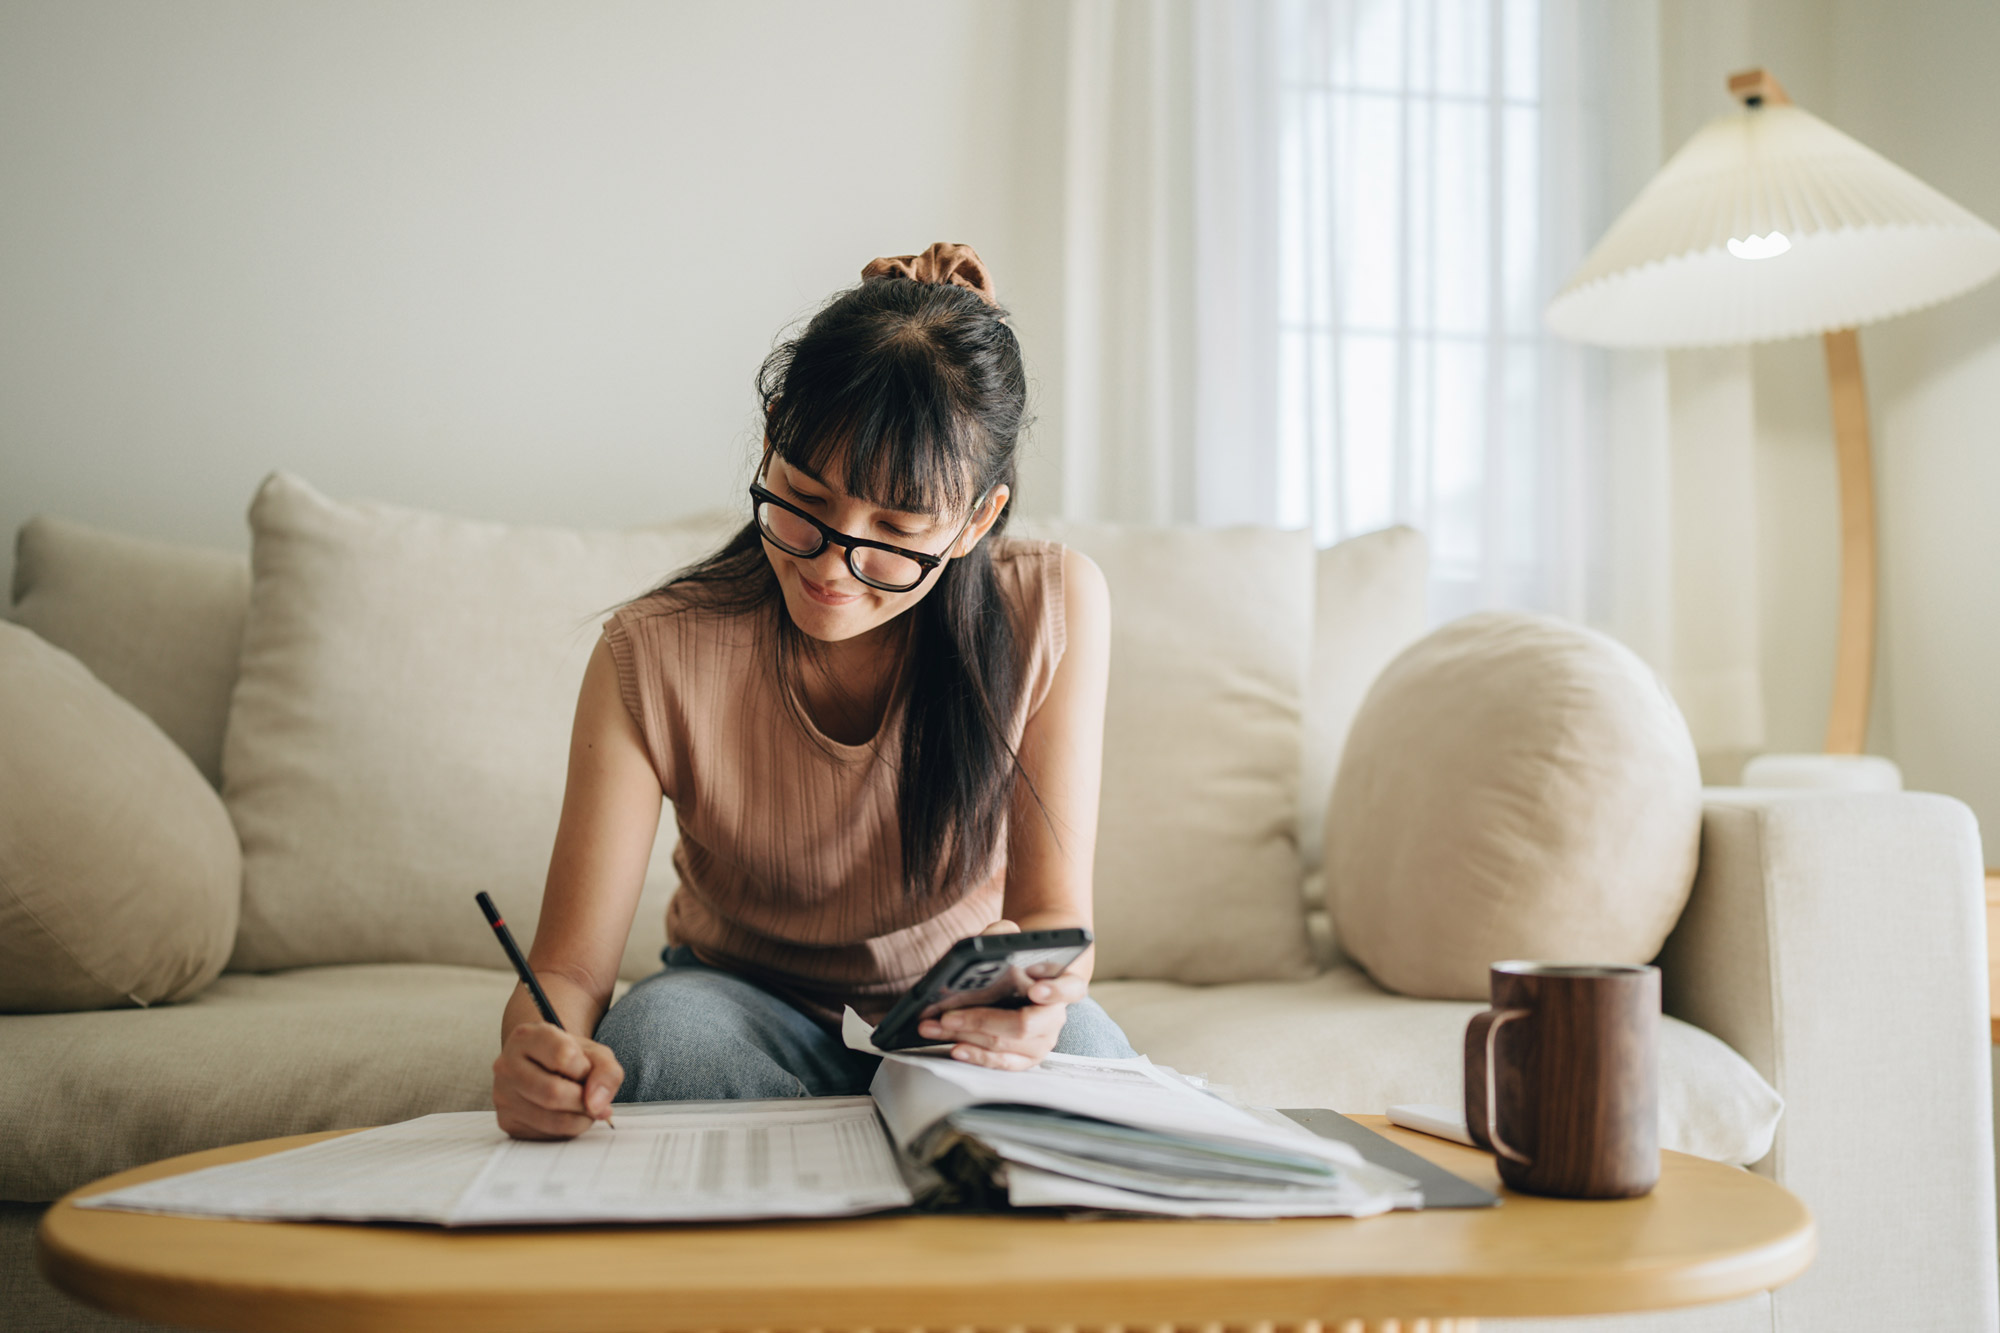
1463, 961, 1660, 1199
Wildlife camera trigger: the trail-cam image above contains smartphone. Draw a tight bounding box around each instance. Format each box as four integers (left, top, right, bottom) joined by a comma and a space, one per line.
869, 927, 1094, 1052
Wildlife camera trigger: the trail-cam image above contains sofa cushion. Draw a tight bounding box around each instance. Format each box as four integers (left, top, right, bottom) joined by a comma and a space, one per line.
1300, 525, 1428, 873
0, 624, 240, 1013
222, 473, 737, 979
10, 516, 250, 787
1094, 966, 1783, 1167
1326, 612, 1703, 1000
0, 965, 525, 1201
1014, 520, 1316, 983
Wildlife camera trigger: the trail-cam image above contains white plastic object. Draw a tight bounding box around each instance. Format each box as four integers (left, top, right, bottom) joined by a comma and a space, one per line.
1387, 1103, 1476, 1147
1740, 753, 1904, 792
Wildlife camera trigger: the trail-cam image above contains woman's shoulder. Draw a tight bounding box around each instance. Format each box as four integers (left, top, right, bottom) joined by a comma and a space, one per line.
609, 583, 695, 628
985, 535, 1075, 676
605, 586, 685, 648
604, 582, 767, 680
988, 536, 1105, 607
988, 533, 1065, 578
991, 532, 1063, 557
612, 579, 761, 628
986, 535, 1064, 606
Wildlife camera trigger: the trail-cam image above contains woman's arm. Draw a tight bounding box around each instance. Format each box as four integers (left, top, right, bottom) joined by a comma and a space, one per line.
919, 547, 1112, 1068
492, 635, 663, 1138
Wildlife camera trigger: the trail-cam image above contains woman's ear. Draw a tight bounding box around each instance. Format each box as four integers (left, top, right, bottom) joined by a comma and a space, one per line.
955, 485, 1010, 556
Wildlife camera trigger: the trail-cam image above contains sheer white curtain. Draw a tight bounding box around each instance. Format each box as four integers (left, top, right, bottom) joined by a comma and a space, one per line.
1266, 0, 1764, 751
1059, 0, 1281, 528
1058, 0, 1674, 633
1273, 0, 1665, 626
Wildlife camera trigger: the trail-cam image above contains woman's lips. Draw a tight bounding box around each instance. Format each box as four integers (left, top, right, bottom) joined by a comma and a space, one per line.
799, 571, 862, 606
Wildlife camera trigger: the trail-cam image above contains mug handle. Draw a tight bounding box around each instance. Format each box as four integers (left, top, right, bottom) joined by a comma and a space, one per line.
1464, 1007, 1532, 1165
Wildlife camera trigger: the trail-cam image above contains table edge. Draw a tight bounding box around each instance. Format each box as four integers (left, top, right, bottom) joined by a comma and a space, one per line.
38, 1119, 1818, 1330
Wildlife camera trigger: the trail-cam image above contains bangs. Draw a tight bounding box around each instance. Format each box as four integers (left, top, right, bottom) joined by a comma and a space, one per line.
765, 332, 980, 518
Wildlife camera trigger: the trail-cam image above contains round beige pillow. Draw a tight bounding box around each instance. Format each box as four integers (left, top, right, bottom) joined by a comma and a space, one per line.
0, 622, 240, 1011
1326, 611, 1701, 1000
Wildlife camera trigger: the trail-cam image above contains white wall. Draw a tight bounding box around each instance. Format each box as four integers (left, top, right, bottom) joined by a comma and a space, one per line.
12, 0, 1999, 849
0, 1, 1067, 591
1825, 0, 2000, 853
1675, 0, 2000, 847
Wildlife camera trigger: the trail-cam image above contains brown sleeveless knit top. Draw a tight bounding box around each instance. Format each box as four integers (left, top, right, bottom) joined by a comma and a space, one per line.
602, 537, 1067, 1025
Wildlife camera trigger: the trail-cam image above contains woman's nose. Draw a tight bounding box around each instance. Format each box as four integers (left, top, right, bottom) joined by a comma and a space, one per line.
805, 543, 851, 582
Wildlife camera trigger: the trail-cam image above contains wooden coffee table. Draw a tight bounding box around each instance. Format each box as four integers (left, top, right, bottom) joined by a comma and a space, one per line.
39, 1116, 1813, 1333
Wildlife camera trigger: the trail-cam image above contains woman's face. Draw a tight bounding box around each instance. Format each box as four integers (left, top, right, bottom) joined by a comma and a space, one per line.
757, 451, 1008, 645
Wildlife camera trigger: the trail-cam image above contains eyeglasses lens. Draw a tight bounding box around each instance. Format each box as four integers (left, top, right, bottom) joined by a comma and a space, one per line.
755, 501, 926, 591
850, 546, 923, 589
756, 501, 820, 556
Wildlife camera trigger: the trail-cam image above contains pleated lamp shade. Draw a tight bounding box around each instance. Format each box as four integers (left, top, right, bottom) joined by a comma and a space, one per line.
1545, 102, 2000, 348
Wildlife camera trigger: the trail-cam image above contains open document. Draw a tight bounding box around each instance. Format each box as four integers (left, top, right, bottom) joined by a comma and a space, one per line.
79, 1098, 913, 1226
81, 1033, 1421, 1226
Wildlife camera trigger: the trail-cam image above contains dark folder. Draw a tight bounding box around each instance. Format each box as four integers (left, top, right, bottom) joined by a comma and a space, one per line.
1279, 1108, 1499, 1209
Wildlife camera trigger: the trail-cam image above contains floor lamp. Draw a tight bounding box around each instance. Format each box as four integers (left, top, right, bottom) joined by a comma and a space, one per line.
1544, 68, 2000, 779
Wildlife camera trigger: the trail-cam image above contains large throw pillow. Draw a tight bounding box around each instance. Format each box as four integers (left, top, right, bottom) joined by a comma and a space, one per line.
0, 624, 240, 1011
1014, 520, 1316, 983
222, 473, 737, 978
1326, 611, 1702, 1000
1300, 526, 1429, 872
11, 516, 250, 787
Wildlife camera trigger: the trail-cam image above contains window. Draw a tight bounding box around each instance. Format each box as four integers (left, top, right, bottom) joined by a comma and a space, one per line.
1277, 0, 1567, 619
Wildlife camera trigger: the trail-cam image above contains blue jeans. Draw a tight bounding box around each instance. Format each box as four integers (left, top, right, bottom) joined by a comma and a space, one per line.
596, 946, 1138, 1102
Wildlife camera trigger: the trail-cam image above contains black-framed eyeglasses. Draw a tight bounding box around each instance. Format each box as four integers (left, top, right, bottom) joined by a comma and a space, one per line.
749, 465, 990, 593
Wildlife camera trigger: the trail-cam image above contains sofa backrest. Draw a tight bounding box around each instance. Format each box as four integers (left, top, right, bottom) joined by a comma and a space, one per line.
12, 515, 249, 787
1015, 519, 1427, 979
219, 474, 731, 980
1301, 527, 1429, 874
1016, 520, 1319, 981
9, 487, 1428, 986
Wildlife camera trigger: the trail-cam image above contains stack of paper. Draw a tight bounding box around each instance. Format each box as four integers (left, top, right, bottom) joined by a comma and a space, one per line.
868, 1049, 1420, 1217
79, 1034, 1419, 1226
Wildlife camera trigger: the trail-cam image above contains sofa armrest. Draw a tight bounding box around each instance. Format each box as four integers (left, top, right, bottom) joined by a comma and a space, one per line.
1659, 788, 1997, 1331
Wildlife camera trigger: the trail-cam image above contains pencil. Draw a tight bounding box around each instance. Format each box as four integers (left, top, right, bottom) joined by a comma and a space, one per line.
475, 891, 613, 1129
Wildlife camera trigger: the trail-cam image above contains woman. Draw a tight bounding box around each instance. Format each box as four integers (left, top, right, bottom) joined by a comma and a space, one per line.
491, 243, 1134, 1140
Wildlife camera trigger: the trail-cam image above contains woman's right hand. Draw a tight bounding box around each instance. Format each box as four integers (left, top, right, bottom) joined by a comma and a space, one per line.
491, 636, 655, 1141
492, 1020, 625, 1140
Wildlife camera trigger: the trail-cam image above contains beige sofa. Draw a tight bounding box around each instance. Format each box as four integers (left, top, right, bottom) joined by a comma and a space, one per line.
2, 474, 1994, 1333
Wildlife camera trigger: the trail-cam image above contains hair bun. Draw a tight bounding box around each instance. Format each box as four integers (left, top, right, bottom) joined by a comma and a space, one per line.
860, 242, 998, 306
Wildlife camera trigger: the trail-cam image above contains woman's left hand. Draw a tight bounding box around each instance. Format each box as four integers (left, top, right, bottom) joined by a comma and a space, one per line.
916, 920, 1089, 1070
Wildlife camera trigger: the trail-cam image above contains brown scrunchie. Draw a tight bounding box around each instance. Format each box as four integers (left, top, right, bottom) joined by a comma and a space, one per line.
860, 242, 998, 306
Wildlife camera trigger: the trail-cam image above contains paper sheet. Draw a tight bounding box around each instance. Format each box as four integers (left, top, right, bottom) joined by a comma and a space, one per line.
871, 1046, 1363, 1169
840, 1004, 950, 1056
80, 1099, 913, 1227
1003, 1162, 1405, 1218
76, 1112, 507, 1223
452, 1100, 913, 1224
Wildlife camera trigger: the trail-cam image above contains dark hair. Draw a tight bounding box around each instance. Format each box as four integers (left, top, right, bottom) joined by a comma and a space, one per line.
657, 274, 1030, 897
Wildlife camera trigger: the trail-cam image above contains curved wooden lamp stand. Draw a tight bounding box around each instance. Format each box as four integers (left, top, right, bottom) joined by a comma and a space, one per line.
1821, 327, 1876, 754
1729, 68, 1877, 755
